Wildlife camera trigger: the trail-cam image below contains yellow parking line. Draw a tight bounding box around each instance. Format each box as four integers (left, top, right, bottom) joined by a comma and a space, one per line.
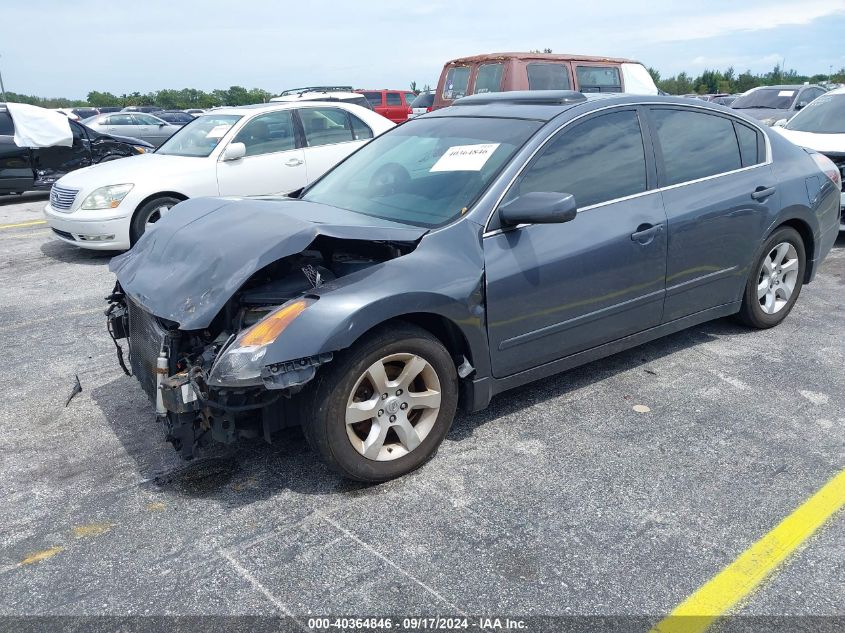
652, 469, 845, 633
0, 219, 47, 230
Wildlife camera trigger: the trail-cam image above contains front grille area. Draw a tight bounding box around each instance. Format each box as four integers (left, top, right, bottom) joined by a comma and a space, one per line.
49, 184, 79, 211
127, 298, 168, 402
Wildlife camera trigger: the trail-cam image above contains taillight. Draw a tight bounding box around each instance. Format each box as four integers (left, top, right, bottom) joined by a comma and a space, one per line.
810, 152, 842, 190
426, 106, 432, 112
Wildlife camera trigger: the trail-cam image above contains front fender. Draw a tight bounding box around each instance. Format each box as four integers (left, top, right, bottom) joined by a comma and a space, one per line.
261, 219, 492, 378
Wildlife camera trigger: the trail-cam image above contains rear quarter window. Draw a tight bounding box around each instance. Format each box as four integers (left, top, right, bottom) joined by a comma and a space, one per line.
362, 92, 383, 106
734, 122, 762, 167
473, 63, 504, 95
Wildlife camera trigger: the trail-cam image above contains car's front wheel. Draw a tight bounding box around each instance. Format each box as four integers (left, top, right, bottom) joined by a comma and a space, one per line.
737, 226, 805, 328
302, 323, 458, 482
130, 196, 182, 245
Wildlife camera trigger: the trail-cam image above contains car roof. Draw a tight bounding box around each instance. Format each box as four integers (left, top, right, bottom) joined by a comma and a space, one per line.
748, 84, 823, 90
207, 101, 363, 116
270, 91, 363, 102
428, 92, 743, 123
444, 51, 639, 65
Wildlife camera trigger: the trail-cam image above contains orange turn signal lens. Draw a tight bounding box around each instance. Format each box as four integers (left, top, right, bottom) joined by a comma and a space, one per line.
238, 300, 310, 347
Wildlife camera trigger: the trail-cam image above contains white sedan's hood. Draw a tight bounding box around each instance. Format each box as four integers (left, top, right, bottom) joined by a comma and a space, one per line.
55, 153, 211, 191
773, 128, 845, 153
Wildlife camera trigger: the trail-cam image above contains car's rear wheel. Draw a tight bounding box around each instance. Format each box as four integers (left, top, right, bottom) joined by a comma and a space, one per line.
129, 196, 182, 245
301, 323, 458, 482
737, 226, 805, 329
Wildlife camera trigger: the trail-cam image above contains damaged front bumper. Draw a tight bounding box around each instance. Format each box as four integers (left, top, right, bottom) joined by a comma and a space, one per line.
106, 287, 331, 459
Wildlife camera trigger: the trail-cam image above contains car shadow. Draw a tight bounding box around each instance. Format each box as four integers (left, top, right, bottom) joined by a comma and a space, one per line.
90, 317, 744, 507
0, 192, 48, 207
40, 238, 121, 266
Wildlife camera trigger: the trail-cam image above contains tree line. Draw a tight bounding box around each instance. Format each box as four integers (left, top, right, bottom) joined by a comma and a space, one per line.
648, 64, 845, 95
2, 86, 274, 109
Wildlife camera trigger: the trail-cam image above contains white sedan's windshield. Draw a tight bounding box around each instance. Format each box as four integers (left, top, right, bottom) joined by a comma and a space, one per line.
156, 114, 242, 157
785, 93, 845, 134
302, 117, 542, 227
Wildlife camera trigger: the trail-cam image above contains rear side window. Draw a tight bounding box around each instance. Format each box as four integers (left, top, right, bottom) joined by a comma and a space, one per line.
510, 110, 647, 208
734, 122, 761, 167
300, 108, 354, 147
0, 112, 14, 135
362, 92, 383, 106
107, 114, 134, 125
527, 63, 571, 90
575, 66, 622, 92
386, 92, 402, 106
442, 66, 470, 100
473, 63, 504, 95
651, 109, 741, 185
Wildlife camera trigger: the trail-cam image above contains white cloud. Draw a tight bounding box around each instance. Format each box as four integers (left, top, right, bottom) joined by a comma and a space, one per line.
646, 0, 845, 42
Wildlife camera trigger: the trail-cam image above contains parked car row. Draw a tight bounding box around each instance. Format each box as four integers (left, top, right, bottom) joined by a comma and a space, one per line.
684, 84, 829, 126
100, 90, 841, 480
0, 103, 152, 195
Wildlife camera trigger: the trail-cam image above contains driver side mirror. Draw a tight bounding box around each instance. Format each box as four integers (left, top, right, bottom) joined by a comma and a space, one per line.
795, 101, 807, 110
499, 192, 578, 227
222, 142, 246, 162
158, 122, 167, 127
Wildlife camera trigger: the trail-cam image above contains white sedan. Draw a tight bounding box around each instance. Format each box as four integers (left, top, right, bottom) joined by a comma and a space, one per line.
43, 102, 394, 250
773, 87, 845, 230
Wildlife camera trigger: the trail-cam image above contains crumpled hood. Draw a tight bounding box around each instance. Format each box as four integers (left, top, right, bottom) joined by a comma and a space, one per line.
110, 197, 428, 329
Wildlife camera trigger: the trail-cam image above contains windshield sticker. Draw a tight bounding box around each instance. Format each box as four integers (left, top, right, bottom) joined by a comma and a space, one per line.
205, 124, 232, 139
777, 90, 795, 97
430, 143, 501, 172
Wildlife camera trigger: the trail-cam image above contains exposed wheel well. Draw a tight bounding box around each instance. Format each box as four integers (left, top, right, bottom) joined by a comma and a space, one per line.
371, 313, 474, 371
774, 218, 814, 282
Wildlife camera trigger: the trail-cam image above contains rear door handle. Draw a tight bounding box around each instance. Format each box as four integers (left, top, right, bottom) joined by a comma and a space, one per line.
631, 223, 663, 244
285, 158, 304, 167
751, 186, 776, 200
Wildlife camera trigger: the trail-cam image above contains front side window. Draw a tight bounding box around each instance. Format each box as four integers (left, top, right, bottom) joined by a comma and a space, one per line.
134, 113, 162, 125
575, 66, 622, 92
232, 110, 296, 156
508, 110, 646, 209
386, 92, 402, 106
303, 116, 542, 227
527, 63, 571, 90
473, 63, 504, 95
442, 66, 470, 100
156, 114, 242, 157
300, 108, 354, 147
784, 93, 845, 133
652, 109, 741, 185
107, 114, 134, 125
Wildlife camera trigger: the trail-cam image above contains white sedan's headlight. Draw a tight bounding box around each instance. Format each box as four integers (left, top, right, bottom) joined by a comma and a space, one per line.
80, 184, 134, 210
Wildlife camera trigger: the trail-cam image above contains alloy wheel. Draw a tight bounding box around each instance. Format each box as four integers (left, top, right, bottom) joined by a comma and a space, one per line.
345, 353, 442, 461
144, 203, 173, 231
757, 242, 799, 315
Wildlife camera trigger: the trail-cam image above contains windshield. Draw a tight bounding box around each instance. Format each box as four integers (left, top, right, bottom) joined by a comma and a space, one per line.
156, 114, 242, 157
732, 88, 797, 110
784, 92, 845, 134
302, 116, 542, 227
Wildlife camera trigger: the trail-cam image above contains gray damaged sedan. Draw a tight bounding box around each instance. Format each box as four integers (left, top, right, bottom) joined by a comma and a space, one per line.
107, 91, 842, 481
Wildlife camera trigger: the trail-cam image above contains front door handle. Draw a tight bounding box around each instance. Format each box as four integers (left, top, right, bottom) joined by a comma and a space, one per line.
631, 223, 663, 244
285, 158, 304, 167
751, 186, 776, 200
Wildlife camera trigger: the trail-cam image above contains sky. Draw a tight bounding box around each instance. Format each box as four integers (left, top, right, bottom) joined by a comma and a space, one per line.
3, 0, 845, 98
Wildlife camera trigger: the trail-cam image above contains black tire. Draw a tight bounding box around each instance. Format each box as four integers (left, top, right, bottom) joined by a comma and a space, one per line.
737, 226, 805, 329
301, 323, 458, 482
129, 196, 182, 245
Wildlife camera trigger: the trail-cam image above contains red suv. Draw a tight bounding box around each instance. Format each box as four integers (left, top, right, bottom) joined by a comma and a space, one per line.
356, 90, 417, 123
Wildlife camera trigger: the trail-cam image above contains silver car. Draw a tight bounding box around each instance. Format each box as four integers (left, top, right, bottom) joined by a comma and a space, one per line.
82, 112, 177, 147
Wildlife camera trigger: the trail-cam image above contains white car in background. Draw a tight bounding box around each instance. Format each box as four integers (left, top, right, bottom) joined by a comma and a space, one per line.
43, 102, 393, 250
773, 87, 845, 229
